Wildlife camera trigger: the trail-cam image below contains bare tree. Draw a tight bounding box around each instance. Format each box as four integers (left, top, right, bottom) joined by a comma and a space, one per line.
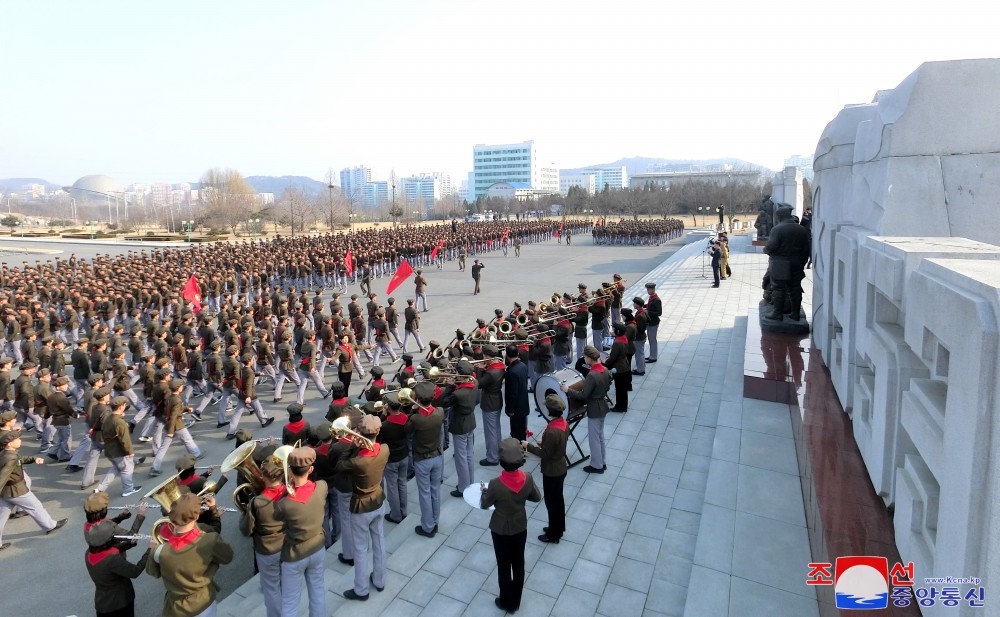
279, 187, 318, 235
199, 168, 256, 235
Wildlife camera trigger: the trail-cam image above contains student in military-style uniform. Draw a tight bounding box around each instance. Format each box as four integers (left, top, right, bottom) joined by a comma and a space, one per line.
84, 518, 150, 617
274, 447, 328, 617
563, 346, 611, 474
0, 430, 68, 549
480, 438, 542, 613
524, 394, 569, 543
239, 458, 286, 617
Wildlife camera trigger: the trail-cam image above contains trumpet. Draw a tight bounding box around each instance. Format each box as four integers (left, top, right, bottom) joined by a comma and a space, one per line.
330, 416, 375, 450
426, 366, 475, 384
397, 387, 433, 413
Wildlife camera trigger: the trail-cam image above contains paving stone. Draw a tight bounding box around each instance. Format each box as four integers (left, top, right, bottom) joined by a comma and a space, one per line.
398, 570, 446, 607
645, 473, 679, 498
610, 555, 655, 592
538, 538, 583, 570
602, 495, 638, 520
682, 566, 731, 617
661, 529, 697, 561
609, 476, 646, 498
439, 567, 488, 604
736, 464, 807, 527
620, 531, 662, 564
703, 459, 738, 510
657, 442, 688, 462
646, 578, 689, 615
637, 492, 675, 516
513, 587, 558, 617
727, 576, 819, 617
598, 582, 649, 617
383, 598, 424, 617
629, 511, 670, 539
444, 523, 485, 552
739, 431, 797, 476
590, 512, 631, 542
580, 533, 622, 566
419, 592, 468, 617
653, 552, 693, 587
461, 541, 499, 575
524, 561, 572, 598
693, 503, 735, 573
620, 459, 653, 481
566, 558, 612, 591
461, 590, 505, 617
731, 512, 812, 597
677, 469, 708, 492
551, 586, 602, 617
424, 545, 469, 578
387, 532, 446, 577
567, 497, 603, 523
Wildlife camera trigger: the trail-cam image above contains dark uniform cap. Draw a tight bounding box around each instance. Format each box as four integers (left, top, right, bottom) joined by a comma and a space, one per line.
77, 337, 90, 345
235, 428, 254, 445
288, 446, 315, 468
94, 387, 113, 399
455, 359, 473, 376
401, 354, 413, 363
88, 374, 103, 385
483, 344, 499, 357
84, 491, 111, 513
169, 378, 184, 390
175, 454, 197, 471
0, 410, 16, 424
226, 345, 239, 355
499, 438, 524, 465
286, 403, 304, 415
0, 356, 11, 365
369, 366, 384, 378
645, 282, 656, 289
241, 353, 253, 363
311, 421, 332, 440
545, 393, 566, 413
168, 493, 201, 526
20, 361, 36, 370
613, 323, 626, 336
85, 519, 117, 547
359, 415, 381, 436
0, 431, 19, 448
329, 381, 345, 394
111, 396, 128, 408
632, 296, 645, 307
584, 345, 601, 360
37, 368, 50, 377
413, 381, 437, 404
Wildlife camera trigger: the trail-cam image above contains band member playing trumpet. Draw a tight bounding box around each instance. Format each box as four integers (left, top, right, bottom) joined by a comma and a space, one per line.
84, 519, 150, 617
481, 438, 542, 613
477, 345, 505, 467
407, 381, 444, 538
146, 492, 234, 617
238, 458, 286, 617
524, 394, 568, 543
274, 447, 327, 617
337, 415, 390, 601
443, 360, 477, 499
377, 394, 409, 523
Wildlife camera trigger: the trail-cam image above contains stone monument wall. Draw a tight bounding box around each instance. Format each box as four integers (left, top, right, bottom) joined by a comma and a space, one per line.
811, 59, 1000, 615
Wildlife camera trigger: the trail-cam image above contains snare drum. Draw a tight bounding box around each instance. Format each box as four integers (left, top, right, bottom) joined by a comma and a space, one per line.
534, 368, 585, 419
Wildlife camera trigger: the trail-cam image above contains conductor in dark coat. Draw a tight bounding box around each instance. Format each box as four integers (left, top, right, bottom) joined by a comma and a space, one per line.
503, 345, 529, 441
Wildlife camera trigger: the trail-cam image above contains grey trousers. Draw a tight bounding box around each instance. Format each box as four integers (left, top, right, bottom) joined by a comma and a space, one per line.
274, 368, 301, 400
98, 455, 136, 494
323, 489, 339, 549
588, 416, 606, 469
350, 504, 387, 595
634, 339, 646, 372
80, 443, 104, 486
453, 432, 475, 491
575, 337, 587, 360
255, 550, 282, 617
297, 369, 328, 402
402, 329, 423, 352
227, 398, 268, 435
414, 456, 442, 533
279, 549, 325, 617
53, 424, 72, 461
372, 342, 397, 366
0, 491, 58, 543
415, 292, 428, 311
216, 386, 237, 423
68, 431, 91, 466
336, 489, 354, 559
646, 324, 659, 360
383, 458, 408, 521
481, 409, 501, 464
152, 426, 200, 472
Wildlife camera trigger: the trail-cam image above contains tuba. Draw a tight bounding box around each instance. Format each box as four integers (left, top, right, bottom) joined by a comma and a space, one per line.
431, 347, 445, 360
150, 517, 171, 545
144, 473, 183, 513
222, 441, 264, 512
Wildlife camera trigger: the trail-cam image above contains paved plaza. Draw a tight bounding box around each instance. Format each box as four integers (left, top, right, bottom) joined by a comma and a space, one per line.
1, 232, 819, 616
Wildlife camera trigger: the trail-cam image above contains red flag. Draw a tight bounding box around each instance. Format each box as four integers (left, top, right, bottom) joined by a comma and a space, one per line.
182, 274, 202, 313
387, 260, 414, 296
501, 228, 510, 243
555, 223, 563, 237
429, 239, 445, 262
344, 250, 353, 276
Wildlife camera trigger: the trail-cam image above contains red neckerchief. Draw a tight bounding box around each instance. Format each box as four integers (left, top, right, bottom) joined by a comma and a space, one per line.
434, 385, 442, 399
487, 362, 505, 371
478, 327, 486, 333
315, 443, 331, 456
541, 337, 551, 344
557, 319, 570, 328
84, 519, 106, 533
595, 299, 605, 307
260, 486, 286, 502
372, 379, 385, 387
403, 366, 414, 375
615, 335, 627, 344
339, 344, 352, 354
358, 443, 381, 457
548, 417, 568, 432
590, 363, 606, 373
499, 470, 527, 493
337, 437, 353, 445
86, 547, 119, 566
636, 307, 646, 316
287, 480, 317, 503
177, 474, 197, 487
160, 525, 202, 551
517, 344, 529, 352
285, 419, 306, 433
649, 293, 658, 301
418, 404, 435, 417
332, 397, 349, 406
386, 413, 408, 425
455, 382, 475, 390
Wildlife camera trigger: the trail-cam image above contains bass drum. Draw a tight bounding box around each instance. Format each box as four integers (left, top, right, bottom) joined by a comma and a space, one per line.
534, 368, 585, 419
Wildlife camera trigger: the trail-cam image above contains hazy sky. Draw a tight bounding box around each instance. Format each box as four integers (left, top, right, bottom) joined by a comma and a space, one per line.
2, 1, 995, 186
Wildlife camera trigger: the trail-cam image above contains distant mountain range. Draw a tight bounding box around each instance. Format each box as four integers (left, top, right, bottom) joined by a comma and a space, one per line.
0, 178, 63, 194
561, 156, 773, 177
244, 175, 328, 197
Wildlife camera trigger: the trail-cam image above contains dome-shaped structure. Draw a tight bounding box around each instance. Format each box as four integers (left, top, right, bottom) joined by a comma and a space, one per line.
70, 174, 123, 200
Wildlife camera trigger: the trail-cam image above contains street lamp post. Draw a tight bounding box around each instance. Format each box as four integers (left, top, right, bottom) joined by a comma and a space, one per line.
697, 206, 710, 227
63, 186, 129, 227
181, 220, 192, 242
248, 218, 260, 239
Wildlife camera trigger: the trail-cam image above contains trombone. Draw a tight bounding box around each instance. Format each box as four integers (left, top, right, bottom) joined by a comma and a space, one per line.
426, 366, 476, 384
397, 387, 433, 413
331, 416, 375, 450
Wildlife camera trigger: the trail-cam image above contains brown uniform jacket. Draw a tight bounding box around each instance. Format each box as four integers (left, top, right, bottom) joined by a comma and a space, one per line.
565, 364, 611, 419
336, 444, 389, 513
526, 421, 569, 477
163, 393, 186, 434
85, 547, 149, 614
239, 486, 286, 555
48, 389, 75, 426
146, 528, 234, 617
481, 471, 542, 535
0, 449, 35, 498
102, 413, 134, 459
406, 406, 444, 462
273, 479, 328, 562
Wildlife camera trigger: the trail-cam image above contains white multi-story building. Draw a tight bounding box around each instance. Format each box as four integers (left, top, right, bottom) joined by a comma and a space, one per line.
472, 140, 559, 199
401, 174, 441, 207
362, 181, 389, 208
151, 182, 172, 207
457, 179, 470, 203
584, 165, 628, 191
784, 154, 814, 182
559, 172, 597, 195
340, 166, 371, 202
21, 184, 45, 198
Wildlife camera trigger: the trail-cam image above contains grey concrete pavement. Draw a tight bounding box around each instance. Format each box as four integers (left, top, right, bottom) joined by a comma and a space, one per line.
1, 232, 686, 617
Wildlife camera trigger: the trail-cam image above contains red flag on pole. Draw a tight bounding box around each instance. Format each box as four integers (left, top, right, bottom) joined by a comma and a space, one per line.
387, 260, 414, 296
501, 228, 510, 243
429, 239, 445, 262
344, 249, 353, 276
182, 274, 202, 313
555, 223, 563, 237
